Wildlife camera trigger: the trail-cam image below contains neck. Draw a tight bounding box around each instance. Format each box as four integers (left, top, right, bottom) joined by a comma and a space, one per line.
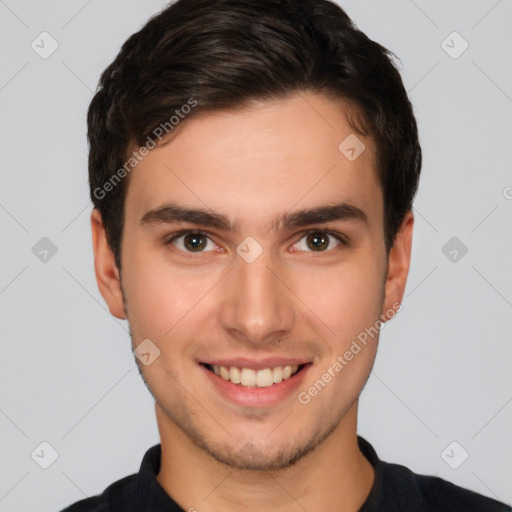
155, 402, 374, 512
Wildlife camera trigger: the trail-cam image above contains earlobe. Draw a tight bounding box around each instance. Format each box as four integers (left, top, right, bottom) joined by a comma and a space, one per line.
382, 211, 414, 321
90, 209, 127, 320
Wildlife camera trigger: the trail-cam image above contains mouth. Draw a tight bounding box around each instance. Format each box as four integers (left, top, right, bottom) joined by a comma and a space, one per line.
199, 357, 313, 407
202, 363, 306, 388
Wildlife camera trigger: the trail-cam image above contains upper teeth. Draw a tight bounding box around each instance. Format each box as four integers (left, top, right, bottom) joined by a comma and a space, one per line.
212, 365, 299, 388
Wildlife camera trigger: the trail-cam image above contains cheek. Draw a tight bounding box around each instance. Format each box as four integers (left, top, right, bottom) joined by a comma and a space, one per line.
291, 252, 385, 341
122, 249, 221, 341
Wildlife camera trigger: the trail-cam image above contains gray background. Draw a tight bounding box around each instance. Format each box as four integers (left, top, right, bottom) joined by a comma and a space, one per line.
1, 1, 511, 510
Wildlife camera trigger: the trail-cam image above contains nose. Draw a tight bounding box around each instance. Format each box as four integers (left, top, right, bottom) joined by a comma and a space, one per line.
218, 249, 295, 346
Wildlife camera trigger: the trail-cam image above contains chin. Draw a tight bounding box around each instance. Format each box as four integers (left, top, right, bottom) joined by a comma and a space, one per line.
203, 440, 313, 472
183, 415, 341, 472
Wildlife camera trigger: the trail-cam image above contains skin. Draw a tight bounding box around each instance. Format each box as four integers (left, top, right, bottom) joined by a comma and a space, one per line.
91, 92, 414, 512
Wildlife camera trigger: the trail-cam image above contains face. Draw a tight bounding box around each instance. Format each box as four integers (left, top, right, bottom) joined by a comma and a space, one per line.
92, 93, 412, 471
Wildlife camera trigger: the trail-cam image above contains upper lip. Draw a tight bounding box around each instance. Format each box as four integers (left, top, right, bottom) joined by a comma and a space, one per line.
201, 358, 311, 370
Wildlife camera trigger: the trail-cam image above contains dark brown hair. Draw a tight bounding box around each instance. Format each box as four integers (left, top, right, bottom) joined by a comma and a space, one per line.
88, 0, 421, 269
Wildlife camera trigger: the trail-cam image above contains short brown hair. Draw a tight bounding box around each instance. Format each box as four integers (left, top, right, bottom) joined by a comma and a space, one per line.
88, 0, 422, 269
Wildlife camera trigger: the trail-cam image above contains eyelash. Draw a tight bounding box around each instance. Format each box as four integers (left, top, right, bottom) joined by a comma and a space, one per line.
164, 229, 219, 253
164, 229, 348, 253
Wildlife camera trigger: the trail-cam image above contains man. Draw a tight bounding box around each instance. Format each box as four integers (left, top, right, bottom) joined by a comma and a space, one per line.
61, 0, 511, 510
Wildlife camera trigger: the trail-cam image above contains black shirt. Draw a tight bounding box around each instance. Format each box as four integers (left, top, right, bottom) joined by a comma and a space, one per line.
60, 436, 511, 511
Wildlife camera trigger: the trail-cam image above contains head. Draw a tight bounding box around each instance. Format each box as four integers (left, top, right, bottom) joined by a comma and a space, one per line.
90, 0, 420, 471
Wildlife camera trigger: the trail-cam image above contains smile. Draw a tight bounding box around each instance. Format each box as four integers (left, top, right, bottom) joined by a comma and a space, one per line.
206, 364, 302, 388
200, 360, 311, 407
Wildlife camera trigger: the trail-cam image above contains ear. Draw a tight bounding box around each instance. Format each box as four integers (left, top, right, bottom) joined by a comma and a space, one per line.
91, 209, 127, 320
381, 210, 414, 321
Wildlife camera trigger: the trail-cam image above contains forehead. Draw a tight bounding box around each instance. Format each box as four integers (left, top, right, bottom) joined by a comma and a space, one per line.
124, 93, 382, 234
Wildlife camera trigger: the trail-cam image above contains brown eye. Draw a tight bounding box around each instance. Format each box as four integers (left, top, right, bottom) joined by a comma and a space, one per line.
168, 231, 217, 252
183, 233, 208, 251
306, 232, 330, 251
292, 231, 342, 252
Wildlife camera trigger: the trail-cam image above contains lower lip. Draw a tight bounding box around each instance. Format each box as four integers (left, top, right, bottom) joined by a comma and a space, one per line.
200, 364, 311, 408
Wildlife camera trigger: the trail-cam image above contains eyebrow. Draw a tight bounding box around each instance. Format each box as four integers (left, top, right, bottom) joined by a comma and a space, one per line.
140, 201, 369, 231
